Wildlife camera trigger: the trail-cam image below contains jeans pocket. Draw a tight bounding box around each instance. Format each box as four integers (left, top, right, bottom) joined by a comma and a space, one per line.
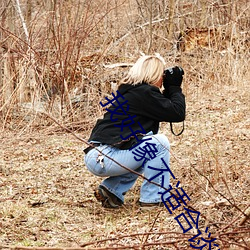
84, 145, 112, 177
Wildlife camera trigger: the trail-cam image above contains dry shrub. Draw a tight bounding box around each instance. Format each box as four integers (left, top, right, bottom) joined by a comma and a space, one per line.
0, 0, 249, 131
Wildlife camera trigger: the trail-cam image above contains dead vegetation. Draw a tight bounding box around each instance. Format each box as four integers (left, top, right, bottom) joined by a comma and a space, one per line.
0, 0, 249, 249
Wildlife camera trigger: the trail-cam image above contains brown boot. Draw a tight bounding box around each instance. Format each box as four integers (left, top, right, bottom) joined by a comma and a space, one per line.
94, 186, 123, 208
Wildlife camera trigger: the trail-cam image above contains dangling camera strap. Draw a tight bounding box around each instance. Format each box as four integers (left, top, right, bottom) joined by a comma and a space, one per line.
170, 121, 185, 136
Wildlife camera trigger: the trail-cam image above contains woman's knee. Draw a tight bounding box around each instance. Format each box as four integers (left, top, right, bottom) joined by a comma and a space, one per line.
151, 134, 170, 149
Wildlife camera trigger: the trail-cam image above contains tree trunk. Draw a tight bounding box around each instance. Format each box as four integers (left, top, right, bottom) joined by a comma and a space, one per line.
13, 0, 38, 104
0, 0, 15, 113
147, 0, 153, 54
168, 0, 175, 42
200, 0, 207, 27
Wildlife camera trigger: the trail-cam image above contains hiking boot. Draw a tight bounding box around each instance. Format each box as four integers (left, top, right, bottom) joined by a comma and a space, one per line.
94, 186, 123, 208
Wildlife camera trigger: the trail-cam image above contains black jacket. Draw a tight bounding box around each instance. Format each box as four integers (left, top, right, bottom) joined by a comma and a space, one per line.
88, 83, 185, 146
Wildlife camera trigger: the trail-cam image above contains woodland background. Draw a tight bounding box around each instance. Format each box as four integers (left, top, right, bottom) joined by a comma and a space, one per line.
0, 0, 249, 249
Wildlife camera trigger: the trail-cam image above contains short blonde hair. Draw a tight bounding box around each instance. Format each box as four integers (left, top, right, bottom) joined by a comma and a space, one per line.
122, 54, 165, 85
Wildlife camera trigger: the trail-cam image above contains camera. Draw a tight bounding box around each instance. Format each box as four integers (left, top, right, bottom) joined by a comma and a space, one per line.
163, 66, 184, 88
164, 67, 175, 75
163, 66, 184, 77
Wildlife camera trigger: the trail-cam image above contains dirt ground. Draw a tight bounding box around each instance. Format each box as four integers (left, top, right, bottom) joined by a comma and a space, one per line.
0, 80, 249, 249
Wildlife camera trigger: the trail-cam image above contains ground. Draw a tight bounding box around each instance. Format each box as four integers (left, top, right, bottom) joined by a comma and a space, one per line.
0, 79, 249, 249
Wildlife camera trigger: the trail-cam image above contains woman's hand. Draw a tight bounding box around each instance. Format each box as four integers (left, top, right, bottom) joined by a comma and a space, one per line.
163, 66, 184, 88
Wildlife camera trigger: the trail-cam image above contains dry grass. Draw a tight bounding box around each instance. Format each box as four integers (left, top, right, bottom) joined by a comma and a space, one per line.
0, 0, 249, 249
0, 62, 249, 249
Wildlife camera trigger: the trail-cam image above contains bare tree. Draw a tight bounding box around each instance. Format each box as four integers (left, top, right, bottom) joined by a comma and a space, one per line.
0, 0, 15, 116
147, 0, 153, 53
13, 0, 38, 104
200, 0, 207, 27
168, 0, 175, 42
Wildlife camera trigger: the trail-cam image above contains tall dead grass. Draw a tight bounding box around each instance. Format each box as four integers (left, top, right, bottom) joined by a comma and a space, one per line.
0, 0, 249, 132
0, 1, 249, 249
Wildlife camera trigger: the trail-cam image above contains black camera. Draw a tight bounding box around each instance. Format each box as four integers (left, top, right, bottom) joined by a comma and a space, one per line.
163, 66, 184, 88
163, 66, 184, 77
164, 67, 175, 75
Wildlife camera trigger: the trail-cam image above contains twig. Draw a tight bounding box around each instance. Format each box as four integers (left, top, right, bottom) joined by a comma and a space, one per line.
103, 63, 134, 68
203, 139, 238, 206
239, 207, 250, 226
13, 0, 30, 45
218, 229, 250, 237
189, 163, 247, 217
0, 234, 191, 250
0, 247, 82, 250
141, 210, 161, 249
219, 206, 250, 232
219, 239, 250, 250
81, 232, 192, 248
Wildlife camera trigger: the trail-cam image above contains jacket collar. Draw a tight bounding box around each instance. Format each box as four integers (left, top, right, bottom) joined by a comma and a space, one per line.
118, 82, 159, 95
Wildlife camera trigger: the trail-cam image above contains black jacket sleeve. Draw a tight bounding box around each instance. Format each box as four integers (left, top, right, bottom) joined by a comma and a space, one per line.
138, 86, 186, 122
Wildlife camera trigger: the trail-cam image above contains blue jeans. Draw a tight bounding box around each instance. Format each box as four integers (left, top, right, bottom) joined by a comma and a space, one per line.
84, 134, 171, 203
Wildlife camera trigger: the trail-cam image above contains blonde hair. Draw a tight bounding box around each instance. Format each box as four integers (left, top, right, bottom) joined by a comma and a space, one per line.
122, 54, 165, 85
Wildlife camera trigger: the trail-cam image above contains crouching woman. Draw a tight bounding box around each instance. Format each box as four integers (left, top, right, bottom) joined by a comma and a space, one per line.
84, 54, 185, 209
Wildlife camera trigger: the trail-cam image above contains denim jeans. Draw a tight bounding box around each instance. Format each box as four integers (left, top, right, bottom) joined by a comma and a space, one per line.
84, 133, 171, 203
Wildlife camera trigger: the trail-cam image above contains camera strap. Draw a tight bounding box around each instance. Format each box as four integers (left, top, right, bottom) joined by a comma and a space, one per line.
170, 121, 185, 136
